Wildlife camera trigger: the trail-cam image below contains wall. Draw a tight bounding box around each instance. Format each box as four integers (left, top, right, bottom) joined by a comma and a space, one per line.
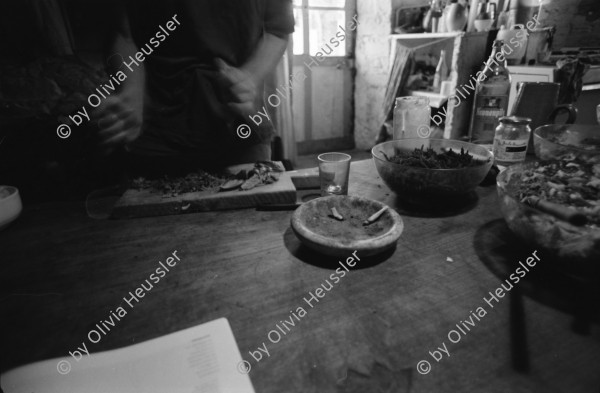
537, 0, 600, 49
353, 0, 393, 150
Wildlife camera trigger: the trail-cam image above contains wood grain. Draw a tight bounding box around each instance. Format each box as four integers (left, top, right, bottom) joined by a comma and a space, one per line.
1, 160, 599, 393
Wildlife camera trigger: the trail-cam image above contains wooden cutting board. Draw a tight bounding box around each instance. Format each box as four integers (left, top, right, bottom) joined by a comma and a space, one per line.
112, 163, 297, 219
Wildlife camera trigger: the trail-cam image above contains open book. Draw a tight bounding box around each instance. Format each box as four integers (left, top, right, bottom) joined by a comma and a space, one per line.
2, 318, 255, 393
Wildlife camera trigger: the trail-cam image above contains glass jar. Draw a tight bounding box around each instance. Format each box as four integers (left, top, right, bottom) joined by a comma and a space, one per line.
393, 96, 431, 140
492, 116, 532, 165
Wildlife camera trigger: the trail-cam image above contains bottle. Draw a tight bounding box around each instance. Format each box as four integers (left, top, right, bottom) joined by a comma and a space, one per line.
474, 0, 493, 31
445, 0, 467, 32
439, 1, 449, 32
486, 1, 497, 28
431, 0, 443, 33
476, 0, 489, 19
492, 116, 532, 165
497, 0, 511, 29
467, 0, 480, 32
423, 0, 436, 32
507, 0, 518, 29
469, 40, 511, 145
433, 50, 448, 91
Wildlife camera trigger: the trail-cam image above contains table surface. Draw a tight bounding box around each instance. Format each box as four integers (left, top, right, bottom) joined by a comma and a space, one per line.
1, 159, 599, 393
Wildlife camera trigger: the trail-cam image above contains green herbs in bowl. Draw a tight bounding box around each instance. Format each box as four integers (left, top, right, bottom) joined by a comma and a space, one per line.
381, 145, 488, 169
372, 138, 493, 200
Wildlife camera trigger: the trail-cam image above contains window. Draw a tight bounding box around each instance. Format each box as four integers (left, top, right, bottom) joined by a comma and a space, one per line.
293, 0, 347, 57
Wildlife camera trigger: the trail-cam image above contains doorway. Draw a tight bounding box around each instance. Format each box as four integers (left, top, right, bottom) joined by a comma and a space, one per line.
292, 0, 357, 155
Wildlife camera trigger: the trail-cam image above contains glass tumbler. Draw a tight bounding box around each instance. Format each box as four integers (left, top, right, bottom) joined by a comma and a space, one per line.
318, 152, 351, 196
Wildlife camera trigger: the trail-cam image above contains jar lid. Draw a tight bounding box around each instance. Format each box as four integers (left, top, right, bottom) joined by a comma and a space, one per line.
498, 116, 532, 125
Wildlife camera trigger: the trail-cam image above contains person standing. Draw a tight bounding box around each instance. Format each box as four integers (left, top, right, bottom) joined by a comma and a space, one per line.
93, 0, 294, 175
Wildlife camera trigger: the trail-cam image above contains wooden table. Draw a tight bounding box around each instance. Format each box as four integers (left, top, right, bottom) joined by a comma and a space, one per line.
1, 160, 599, 392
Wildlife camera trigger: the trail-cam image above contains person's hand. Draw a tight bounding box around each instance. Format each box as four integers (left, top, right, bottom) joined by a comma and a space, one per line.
91, 91, 143, 155
213, 58, 259, 118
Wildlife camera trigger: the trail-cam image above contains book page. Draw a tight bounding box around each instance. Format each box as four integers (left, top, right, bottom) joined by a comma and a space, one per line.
2, 318, 254, 393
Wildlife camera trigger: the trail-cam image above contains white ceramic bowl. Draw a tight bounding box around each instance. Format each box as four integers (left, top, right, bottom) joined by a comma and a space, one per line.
0, 186, 23, 230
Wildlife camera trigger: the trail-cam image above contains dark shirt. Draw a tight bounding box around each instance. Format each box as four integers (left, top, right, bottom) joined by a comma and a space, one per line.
125, 0, 294, 163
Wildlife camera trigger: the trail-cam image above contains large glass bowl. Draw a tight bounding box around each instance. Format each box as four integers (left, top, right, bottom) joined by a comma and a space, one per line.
371, 138, 493, 200
534, 124, 600, 160
497, 161, 600, 269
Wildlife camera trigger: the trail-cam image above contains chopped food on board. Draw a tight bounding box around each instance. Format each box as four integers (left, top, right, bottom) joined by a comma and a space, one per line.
132, 161, 283, 197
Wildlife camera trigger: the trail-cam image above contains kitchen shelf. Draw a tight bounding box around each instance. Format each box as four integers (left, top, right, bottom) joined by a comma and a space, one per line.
390, 32, 463, 40
582, 83, 600, 91
388, 31, 491, 139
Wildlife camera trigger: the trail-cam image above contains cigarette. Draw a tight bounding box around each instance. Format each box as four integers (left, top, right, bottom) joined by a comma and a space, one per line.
363, 206, 389, 226
331, 207, 344, 221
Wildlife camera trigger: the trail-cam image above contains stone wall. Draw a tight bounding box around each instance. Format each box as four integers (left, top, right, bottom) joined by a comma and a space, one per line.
538, 0, 600, 49
353, 0, 393, 150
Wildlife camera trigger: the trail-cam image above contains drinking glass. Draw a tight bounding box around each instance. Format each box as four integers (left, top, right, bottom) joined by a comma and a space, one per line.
318, 152, 351, 196
393, 97, 431, 139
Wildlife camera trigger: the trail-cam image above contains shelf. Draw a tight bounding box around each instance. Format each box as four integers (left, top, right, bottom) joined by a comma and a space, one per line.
389, 31, 488, 40
387, 31, 490, 139
390, 32, 463, 40
582, 83, 600, 91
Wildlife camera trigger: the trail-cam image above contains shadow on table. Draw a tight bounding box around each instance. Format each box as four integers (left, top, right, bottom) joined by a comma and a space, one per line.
474, 219, 600, 324
390, 190, 480, 218
474, 219, 600, 373
282, 227, 395, 270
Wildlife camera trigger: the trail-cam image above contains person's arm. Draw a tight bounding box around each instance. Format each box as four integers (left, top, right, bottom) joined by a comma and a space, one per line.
242, 32, 289, 86
92, 5, 144, 154
214, 32, 289, 118
214, 0, 293, 119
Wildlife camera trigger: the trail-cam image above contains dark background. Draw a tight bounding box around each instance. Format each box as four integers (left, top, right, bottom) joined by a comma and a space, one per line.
0, 0, 125, 203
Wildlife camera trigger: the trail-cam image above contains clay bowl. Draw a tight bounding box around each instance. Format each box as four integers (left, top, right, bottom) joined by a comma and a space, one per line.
290, 195, 404, 257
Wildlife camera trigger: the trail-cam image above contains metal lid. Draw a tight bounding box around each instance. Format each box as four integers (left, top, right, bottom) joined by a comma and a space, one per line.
498, 116, 532, 125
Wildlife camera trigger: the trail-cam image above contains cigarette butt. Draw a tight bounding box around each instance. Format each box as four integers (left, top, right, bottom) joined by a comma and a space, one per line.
363, 205, 389, 226
331, 206, 344, 221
